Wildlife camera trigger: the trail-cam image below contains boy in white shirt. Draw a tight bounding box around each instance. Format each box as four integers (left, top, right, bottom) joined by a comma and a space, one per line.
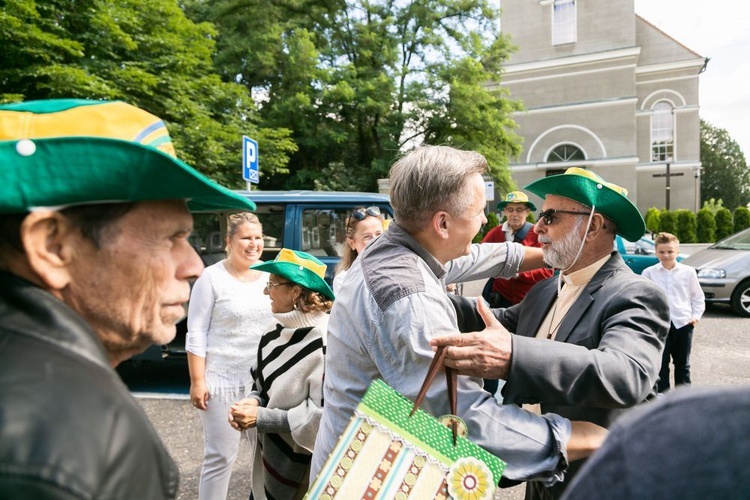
643, 232, 705, 393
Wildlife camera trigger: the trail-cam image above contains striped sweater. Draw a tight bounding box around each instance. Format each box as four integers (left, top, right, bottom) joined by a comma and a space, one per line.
248, 309, 327, 500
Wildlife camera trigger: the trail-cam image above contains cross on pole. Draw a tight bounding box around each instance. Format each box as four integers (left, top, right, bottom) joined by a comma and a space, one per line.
652, 162, 684, 210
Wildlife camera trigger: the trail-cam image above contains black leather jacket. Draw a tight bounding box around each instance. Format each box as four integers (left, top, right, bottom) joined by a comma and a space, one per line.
0, 272, 179, 499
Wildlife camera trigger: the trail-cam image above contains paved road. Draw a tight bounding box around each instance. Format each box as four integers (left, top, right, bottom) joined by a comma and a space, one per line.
131, 304, 749, 499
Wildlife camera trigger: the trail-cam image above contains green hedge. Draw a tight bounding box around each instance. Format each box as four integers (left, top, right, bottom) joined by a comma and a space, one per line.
649, 205, 748, 243
696, 208, 716, 243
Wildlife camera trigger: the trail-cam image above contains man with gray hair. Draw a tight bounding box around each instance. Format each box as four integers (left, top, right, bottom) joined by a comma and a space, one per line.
311, 146, 605, 485
0, 99, 256, 498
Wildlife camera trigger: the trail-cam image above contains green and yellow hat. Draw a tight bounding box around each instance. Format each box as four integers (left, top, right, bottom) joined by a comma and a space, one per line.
251, 249, 335, 300
496, 191, 536, 211
0, 99, 255, 213
525, 167, 645, 242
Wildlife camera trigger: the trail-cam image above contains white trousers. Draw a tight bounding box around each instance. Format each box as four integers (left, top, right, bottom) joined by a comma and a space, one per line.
198, 396, 256, 500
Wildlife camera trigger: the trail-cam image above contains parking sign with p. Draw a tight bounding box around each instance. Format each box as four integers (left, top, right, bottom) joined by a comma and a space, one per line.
242, 136, 259, 184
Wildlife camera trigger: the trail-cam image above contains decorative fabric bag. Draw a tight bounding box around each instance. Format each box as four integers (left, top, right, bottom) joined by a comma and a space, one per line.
306, 347, 506, 499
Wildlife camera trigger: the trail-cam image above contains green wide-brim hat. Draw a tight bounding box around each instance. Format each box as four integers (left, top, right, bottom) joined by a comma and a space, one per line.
525, 167, 645, 242
496, 191, 536, 211
252, 248, 335, 300
0, 99, 255, 213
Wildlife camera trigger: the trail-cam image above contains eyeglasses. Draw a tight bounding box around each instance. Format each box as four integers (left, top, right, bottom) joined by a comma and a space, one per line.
347, 206, 381, 229
266, 280, 294, 290
537, 208, 591, 226
504, 206, 530, 214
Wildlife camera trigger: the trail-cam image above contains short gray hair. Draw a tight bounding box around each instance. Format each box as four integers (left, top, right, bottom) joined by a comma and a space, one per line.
389, 146, 487, 233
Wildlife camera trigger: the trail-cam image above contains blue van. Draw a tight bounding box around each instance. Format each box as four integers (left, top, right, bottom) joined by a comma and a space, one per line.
139, 190, 393, 361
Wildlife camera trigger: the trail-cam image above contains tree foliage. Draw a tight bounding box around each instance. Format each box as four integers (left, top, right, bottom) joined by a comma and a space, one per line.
715, 207, 733, 241
696, 208, 715, 243
658, 209, 677, 235
191, 0, 522, 192
700, 120, 750, 210
734, 206, 750, 232
675, 209, 697, 243
0, 0, 296, 188
644, 207, 661, 235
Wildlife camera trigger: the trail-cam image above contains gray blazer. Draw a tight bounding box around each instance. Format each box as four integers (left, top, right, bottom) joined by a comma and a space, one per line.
500, 252, 669, 427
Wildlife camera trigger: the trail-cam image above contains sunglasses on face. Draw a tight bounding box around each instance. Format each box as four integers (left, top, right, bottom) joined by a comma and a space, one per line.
537, 208, 591, 226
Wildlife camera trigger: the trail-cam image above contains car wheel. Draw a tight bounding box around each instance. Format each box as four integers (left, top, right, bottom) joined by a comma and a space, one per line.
730, 279, 750, 317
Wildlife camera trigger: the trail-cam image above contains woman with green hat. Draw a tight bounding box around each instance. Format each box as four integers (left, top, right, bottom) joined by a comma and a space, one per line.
228, 249, 334, 499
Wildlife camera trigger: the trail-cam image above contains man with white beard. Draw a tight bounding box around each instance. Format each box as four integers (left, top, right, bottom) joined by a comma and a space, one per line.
432, 167, 669, 499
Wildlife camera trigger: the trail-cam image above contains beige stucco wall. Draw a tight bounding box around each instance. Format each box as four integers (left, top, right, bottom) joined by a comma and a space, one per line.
496, 0, 705, 215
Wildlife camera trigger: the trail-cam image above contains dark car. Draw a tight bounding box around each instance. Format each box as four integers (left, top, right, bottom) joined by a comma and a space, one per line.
136, 190, 393, 360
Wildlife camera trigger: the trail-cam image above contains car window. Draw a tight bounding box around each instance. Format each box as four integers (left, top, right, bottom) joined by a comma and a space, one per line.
617, 237, 655, 256
301, 206, 392, 258
253, 204, 285, 262
190, 212, 224, 266
302, 208, 349, 257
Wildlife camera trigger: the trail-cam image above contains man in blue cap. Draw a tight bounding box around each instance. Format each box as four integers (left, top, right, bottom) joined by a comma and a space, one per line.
0, 100, 256, 498
432, 167, 669, 499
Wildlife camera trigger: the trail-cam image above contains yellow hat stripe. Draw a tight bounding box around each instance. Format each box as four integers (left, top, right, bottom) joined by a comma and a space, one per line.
277, 249, 326, 278
0, 101, 177, 158
564, 167, 628, 196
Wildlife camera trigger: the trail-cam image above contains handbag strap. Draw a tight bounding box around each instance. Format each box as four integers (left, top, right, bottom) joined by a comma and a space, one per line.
410, 346, 459, 444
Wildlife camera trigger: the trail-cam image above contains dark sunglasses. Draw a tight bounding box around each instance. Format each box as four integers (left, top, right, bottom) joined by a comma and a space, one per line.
349, 206, 381, 221
537, 208, 591, 225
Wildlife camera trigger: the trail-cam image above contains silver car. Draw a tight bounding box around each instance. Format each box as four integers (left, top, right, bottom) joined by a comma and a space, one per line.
681, 227, 750, 317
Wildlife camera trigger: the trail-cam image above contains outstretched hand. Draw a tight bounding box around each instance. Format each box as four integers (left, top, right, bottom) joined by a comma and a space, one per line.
430, 298, 513, 380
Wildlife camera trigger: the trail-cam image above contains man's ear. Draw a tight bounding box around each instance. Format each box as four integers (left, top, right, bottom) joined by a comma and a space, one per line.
586, 213, 608, 239
20, 210, 77, 290
431, 211, 450, 240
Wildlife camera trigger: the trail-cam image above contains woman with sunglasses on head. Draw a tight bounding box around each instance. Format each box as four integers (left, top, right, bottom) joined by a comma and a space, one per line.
333, 206, 385, 295
229, 249, 335, 499
186, 212, 273, 500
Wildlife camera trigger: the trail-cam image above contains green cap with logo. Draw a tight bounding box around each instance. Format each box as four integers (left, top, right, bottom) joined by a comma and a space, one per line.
496, 191, 536, 211
0, 99, 255, 213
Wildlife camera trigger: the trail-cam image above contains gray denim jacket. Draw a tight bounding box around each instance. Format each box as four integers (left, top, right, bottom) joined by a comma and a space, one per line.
311, 223, 571, 485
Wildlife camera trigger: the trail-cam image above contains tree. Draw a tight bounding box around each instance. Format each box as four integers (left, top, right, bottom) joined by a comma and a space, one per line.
715, 207, 733, 241
659, 209, 677, 235
696, 208, 716, 243
700, 120, 750, 209
675, 209, 697, 243
0, 0, 296, 188
644, 207, 661, 235
734, 206, 750, 232
195, 0, 522, 192
701, 197, 725, 215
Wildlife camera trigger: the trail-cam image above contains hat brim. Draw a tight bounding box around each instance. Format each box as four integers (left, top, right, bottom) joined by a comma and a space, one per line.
496, 200, 536, 211
1, 137, 255, 213
525, 175, 645, 242
251, 260, 335, 300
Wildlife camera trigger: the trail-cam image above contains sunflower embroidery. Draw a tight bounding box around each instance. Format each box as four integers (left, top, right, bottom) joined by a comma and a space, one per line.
447, 457, 494, 500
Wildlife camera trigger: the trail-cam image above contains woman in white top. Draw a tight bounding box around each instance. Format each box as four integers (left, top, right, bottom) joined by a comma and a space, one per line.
186, 212, 273, 500
332, 206, 385, 295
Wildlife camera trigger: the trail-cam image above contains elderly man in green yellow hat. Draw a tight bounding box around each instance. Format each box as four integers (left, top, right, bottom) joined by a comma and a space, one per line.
433, 167, 670, 499
0, 99, 256, 498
